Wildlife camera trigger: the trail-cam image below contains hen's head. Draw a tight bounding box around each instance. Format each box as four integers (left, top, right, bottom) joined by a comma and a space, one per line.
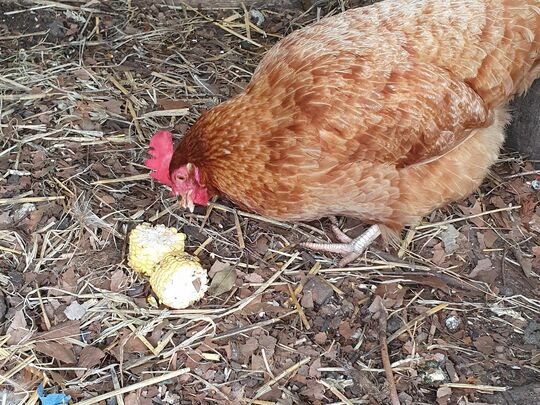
145, 130, 210, 211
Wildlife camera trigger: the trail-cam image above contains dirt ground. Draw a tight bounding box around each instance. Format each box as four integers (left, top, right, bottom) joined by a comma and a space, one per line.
0, 1, 539, 404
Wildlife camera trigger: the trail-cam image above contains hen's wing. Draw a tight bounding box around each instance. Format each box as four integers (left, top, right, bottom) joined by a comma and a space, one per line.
250, 47, 492, 170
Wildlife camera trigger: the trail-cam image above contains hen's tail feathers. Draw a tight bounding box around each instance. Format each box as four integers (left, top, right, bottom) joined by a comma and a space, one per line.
144, 130, 174, 187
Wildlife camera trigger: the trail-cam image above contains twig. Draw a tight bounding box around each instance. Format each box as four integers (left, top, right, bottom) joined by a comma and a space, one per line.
379, 311, 400, 405
253, 357, 311, 400
320, 380, 354, 405
76, 368, 190, 405
415, 206, 521, 229
387, 303, 448, 344
91, 174, 151, 185
0, 196, 65, 205
440, 383, 508, 392
287, 284, 311, 330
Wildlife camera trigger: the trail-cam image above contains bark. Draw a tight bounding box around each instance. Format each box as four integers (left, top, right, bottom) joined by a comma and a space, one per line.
506, 79, 540, 167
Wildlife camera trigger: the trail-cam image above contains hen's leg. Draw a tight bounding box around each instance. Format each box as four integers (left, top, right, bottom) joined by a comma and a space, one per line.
328, 216, 353, 243
301, 221, 381, 266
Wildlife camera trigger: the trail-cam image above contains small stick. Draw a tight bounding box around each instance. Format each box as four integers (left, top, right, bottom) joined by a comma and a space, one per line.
387, 303, 448, 344
0, 196, 65, 205
126, 99, 144, 142
76, 368, 190, 405
233, 210, 246, 249
398, 228, 415, 258
319, 380, 354, 405
91, 174, 151, 185
110, 369, 125, 405
36, 285, 51, 331
287, 284, 310, 330
415, 206, 521, 230
379, 312, 400, 405
193, 237, 213, 256
253, 357, 311, 400
440, 383, 508, 392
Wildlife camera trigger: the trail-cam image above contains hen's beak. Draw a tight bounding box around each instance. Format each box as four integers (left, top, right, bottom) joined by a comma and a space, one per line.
179, 191, 195, 213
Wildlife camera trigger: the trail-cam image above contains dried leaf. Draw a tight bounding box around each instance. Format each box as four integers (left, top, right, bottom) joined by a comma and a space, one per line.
431, 243, 446, 265
64, 301, 86, 321
208, 266, 237, 296
110, 269, 126, 292
483, 230, 499, 248
368, 295, 388, 320
440, 225, 459, 254
59, 267, 78, 293
34, 341, 76, 364
259, 335, 277, 356
6, 310, 31, 345
309, 358, 321, 378
78, 346, 106, 368
469, 258, 495, 282
338, 321, 354, 340
474, 335, 495, 355
405, 275, 450, 293
37, 320, 81, 341
243, 272, 264, 283
208, 260, 229, 278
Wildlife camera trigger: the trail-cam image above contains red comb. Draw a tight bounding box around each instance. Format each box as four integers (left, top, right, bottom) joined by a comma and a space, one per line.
144, 130, 174, 187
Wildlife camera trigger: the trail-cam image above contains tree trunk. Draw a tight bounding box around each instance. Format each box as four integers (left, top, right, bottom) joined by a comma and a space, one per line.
505, 79, 540, 168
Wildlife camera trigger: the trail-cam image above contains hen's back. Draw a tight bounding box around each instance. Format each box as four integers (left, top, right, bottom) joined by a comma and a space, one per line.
253, 0, 540, 105
242, 0, 539, 169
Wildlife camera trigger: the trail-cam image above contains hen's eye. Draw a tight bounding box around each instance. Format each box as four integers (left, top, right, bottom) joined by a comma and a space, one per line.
176, 175, 186, 181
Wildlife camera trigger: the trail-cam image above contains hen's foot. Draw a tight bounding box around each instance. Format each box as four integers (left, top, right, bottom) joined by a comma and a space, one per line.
301, 220, 381, 266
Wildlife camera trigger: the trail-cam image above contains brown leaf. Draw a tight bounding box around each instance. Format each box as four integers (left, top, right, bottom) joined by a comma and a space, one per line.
258, 335, 277, 357
474, 335, 495, 355
34, 341, 76, 364
208, 266, 237, 296
405, 275, 450, 293
37, 320, 81, 341
6, 310, 31, 345
431, 243, 446, 265
243, 272, 264, 283
309, 358, 321, 378
483, 230, 499, 248
374, 282, 407, 307
254, 237, 269, 254
59, 267, 78, 293
251, 354, 265, 371
110, 269, 126, 292
124, 392, 143, 405
338, 321, 354, 340
303, 276, 333, 305
469, 258, 494, 279
78, 346, 106, 368
158, 98, 191, 110
368, 295, 388, 320
239, 337, 258, 359
208, 260, 229, 278
124, 334, 150, 354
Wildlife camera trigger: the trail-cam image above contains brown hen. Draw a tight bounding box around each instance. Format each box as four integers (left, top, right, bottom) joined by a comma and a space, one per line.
146, 0, 540, 265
